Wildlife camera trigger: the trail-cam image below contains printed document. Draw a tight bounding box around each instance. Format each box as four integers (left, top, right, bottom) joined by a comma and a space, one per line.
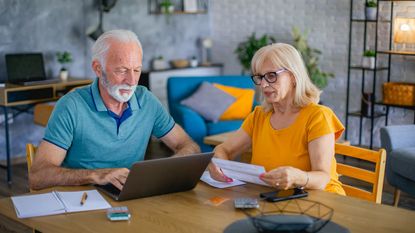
200, 171, 246, 188
11, 190, 111, 218
211, 158, 269, 186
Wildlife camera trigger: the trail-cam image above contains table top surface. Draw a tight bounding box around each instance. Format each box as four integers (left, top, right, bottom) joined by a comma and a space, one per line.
1, 183, 415, 233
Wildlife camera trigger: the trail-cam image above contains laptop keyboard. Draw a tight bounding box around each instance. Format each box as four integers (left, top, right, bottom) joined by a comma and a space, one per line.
96, 183, 121, 196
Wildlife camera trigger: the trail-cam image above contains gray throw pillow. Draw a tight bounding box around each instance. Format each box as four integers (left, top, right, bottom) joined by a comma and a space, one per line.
180, 82, 236, 122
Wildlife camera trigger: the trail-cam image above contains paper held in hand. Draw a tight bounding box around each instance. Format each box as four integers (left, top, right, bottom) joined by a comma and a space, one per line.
211, 158, 269, 186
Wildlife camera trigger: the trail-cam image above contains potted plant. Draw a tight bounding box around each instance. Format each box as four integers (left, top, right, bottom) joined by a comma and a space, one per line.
234, 33, 276, 74
362, 50, 376, 69
292, 27, 334, 89
160, 0, 174, 14
56, 51, 73, 81
365, 0, 377, 21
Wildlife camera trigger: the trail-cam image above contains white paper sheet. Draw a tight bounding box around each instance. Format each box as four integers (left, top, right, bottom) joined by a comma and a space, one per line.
212, 158, 269, 186
200, 171, 246, 188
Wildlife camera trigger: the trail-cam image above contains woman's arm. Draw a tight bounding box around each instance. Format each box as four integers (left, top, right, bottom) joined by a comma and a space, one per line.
260, 133, 334, 190
208, 128, 252, 182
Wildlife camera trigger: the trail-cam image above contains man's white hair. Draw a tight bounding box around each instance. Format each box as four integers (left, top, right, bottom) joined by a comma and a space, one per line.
91, 29, 143, 69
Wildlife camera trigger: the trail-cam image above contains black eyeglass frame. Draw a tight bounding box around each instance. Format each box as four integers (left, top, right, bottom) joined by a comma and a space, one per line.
251, 69, 287, 85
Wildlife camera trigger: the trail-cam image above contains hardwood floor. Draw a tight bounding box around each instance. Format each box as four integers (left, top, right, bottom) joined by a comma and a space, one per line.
0, 141, 414, 211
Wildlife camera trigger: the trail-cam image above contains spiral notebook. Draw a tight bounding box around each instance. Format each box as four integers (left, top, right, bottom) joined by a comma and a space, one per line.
11, 190, 111, 218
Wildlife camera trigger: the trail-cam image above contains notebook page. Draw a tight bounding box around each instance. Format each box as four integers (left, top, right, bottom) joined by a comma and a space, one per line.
56, 190, 111, 213
11, 192, 66, 218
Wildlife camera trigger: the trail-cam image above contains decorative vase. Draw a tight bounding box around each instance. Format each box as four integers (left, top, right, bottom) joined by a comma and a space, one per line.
59, 69, 68, 81
190, 58, 198, 67
362, 56, 375, 69
365, 7, 377, 20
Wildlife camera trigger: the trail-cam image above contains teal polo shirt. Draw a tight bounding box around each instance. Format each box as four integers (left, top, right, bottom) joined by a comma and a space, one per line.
44, 78, 175, 169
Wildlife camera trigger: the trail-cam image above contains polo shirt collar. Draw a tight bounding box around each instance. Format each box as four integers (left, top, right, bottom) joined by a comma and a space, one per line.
91, 78, 140, 112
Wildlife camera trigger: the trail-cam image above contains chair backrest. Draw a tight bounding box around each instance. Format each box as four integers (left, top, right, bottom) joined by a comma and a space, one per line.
26, 144, 37, 173
335, 143, 386, 204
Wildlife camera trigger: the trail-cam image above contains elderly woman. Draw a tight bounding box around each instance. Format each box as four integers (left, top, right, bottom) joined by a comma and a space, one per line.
208, 43, 345, 195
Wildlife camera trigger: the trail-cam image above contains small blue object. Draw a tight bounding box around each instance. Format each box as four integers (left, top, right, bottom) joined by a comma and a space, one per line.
106, 206, 131, 221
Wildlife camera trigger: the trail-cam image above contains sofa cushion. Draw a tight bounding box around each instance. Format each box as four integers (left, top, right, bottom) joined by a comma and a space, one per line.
213, 83, 255, 121
390, 147, 415, 181
207, 120, 243, 136
180, 82, 236, 122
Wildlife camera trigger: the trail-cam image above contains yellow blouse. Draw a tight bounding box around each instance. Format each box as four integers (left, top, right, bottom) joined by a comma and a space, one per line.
241, 103, 345, 195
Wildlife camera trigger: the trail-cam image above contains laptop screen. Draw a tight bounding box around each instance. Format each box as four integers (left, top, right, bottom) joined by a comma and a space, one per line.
5, 53, 46, 83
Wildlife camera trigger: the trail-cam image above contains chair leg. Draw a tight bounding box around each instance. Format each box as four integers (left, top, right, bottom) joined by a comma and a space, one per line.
393, 188, 401, 207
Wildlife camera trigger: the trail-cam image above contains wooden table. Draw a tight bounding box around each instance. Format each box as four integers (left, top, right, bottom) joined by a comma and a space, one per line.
0, 183, 415, 233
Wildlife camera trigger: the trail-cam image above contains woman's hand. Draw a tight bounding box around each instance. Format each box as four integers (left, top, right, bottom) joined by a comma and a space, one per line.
259, 166, 306, 190
207, 162, 233, 183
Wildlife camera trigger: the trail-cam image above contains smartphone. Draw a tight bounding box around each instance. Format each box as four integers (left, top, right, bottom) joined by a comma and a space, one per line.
260, 188, 308, 202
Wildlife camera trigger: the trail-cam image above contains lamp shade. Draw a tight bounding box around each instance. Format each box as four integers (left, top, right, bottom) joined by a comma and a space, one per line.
394, 18, 415, 44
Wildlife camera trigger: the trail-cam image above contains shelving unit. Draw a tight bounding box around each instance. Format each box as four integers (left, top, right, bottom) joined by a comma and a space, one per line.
345, 0, 415, 148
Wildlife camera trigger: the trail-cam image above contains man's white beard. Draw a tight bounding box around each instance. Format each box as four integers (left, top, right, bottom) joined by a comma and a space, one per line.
101, 72, 137, 103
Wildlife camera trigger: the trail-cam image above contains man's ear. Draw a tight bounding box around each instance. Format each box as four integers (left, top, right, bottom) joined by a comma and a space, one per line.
92, 60, 102, 77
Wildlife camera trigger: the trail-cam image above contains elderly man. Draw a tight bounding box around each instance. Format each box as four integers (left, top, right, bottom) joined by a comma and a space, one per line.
29, 30, 200, 190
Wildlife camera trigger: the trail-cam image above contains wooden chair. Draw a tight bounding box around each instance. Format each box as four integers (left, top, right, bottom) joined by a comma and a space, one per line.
33, 86, 83, 127
26, 144, 37, 193
335, 143, 386, 204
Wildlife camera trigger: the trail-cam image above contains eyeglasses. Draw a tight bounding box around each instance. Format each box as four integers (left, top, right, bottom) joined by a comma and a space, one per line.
251, 69, 287, 85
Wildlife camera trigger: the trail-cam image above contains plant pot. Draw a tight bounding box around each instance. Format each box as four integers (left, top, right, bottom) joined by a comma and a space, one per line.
160, 5, 174, 13
362, 56, 375, 69
190, 58, 198, 67
365, 7, 377, 20
59, 69, 68, 81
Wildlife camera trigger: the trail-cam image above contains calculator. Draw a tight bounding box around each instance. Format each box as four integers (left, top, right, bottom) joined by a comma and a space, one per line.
234, 198, 259, 209
106, 206, 131, 221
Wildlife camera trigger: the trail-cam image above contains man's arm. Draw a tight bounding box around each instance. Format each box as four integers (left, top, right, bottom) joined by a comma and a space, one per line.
29, 140, 129, 190
160, 124, 200, 155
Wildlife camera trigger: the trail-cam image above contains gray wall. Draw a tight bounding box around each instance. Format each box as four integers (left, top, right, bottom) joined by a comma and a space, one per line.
0, 0, 414, 161
0, 0, 210, 159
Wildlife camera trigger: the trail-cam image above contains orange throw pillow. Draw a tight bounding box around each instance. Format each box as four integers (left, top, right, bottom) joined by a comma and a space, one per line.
213, 83, 255, 120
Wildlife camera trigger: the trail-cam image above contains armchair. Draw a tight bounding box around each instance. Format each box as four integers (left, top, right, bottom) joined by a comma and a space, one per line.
380, 125, 415, 206
167, 76, 256, 152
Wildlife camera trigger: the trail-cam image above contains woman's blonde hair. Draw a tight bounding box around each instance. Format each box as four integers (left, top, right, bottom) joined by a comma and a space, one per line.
251, 43, 321, 112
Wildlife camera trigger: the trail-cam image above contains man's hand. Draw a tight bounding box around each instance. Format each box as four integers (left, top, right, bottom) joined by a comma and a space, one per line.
91, 168, 130, 190
207, 162, 233, 183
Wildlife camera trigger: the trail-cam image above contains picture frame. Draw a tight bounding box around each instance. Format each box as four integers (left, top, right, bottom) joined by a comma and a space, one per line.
183, 0, 198, 12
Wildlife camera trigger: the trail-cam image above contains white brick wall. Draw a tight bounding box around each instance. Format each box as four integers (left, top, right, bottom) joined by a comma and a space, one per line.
210, 0, 415, 147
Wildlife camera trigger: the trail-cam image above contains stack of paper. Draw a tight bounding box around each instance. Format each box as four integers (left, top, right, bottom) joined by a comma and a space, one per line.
201, 158, 269, 188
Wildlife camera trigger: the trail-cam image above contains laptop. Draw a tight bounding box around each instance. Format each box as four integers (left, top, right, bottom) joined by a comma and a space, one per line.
96, 152, 213, 201
5, 53, 59, 85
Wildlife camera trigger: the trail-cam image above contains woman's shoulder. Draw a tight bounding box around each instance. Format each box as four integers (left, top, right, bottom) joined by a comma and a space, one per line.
302, 103, 334, 116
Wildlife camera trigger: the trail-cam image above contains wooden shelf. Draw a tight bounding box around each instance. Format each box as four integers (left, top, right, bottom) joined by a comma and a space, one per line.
377, 50, 415, 56
348, 111, 386, 118
350, 66, 389, 71
375, 102, 415, 110
149, 10, 207, 15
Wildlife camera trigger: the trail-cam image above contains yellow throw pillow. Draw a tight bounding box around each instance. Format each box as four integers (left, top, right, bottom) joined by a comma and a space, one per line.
213, 83, 255, 120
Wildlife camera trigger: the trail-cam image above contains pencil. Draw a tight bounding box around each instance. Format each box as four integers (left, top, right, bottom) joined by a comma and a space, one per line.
80, 192, 88, 205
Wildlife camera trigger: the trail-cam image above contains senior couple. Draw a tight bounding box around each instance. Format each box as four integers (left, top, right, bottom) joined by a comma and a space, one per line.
30, 30, 345, 196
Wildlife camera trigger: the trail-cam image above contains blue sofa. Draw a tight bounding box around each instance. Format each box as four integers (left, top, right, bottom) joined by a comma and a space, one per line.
167, 76, 256, 152
380, 125, 415, 206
